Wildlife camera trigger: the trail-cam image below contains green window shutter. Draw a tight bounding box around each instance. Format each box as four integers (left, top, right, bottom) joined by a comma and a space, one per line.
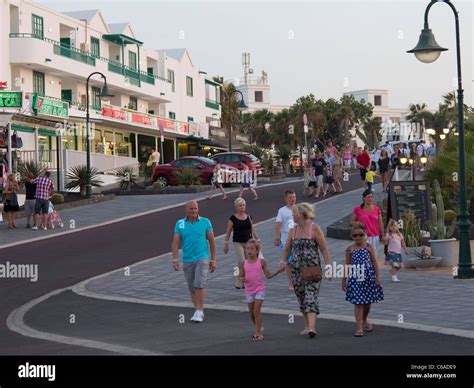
32, 14, 44, 39
169, 112, 176, 120
91, 37, 100, 58
129, 51, 137, 70
91, 86, 101, 110
33, 70, 45, 96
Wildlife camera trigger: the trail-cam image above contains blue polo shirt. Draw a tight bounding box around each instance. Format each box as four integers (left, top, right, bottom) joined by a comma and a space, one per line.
174, 216, 213, 263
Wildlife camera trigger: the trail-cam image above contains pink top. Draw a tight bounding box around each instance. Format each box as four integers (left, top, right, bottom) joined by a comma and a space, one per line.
353, 205, 381, 237
244, 258, 265, 294
343, 148, 352, 160
327, 145, 337, 157
386, 232, 404, 254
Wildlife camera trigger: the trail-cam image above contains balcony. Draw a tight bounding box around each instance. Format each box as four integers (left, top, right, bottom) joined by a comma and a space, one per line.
205, 99, 220, 110
9, 33, 172, 97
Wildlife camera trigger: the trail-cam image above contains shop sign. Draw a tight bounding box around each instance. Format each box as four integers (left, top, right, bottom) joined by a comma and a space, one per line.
36, 97, 69, 118
0, 81, 7, 89
0, 92, 23, 108
101, 105, 189, 135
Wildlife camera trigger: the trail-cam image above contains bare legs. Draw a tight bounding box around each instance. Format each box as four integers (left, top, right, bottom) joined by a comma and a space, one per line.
354, 304, 372, 335
190, 288, 206, 311
248, 300, 264, 339
300, 312, 317, 337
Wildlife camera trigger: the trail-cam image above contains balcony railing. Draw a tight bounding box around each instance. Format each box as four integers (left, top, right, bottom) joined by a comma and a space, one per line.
10, 33, 171, 86
205, 99, 220, 110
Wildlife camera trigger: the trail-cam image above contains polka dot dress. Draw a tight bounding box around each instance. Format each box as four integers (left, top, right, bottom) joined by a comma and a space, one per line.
346, 245, 384, 305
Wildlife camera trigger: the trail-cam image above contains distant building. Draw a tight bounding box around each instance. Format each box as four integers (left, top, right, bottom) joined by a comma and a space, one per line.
343, 89, 417, 143
232, 53, 289, 114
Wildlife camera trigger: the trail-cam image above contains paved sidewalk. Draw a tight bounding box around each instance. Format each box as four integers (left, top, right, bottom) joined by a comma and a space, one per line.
0, 178, 295, 247
80, 183, 474, 334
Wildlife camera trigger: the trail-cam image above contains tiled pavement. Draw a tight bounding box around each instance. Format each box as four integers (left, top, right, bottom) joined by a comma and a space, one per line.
82, 183, 474, 333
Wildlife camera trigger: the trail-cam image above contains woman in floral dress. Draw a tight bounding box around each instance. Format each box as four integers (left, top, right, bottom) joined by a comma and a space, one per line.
280, 203, 331, 338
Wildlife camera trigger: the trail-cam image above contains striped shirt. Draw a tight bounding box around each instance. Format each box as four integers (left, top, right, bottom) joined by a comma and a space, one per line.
32, 176, 54, 200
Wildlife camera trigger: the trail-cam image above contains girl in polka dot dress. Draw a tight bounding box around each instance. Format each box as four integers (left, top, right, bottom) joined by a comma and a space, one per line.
342, 226, 384, 337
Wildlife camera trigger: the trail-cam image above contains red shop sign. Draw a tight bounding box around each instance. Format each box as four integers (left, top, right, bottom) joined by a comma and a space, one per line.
132, 113, 152, 126
102, 106, 126, 121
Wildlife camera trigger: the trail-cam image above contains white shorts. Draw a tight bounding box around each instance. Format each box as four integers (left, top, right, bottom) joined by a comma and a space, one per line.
245, 291, 266, 304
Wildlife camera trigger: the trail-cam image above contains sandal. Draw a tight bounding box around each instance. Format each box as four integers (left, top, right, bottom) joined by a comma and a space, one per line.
364, 323, 374, 332
307, 330, 317, 338
300, 329, 309, 335
354, 331, 364, 337
252, 335, 263, 341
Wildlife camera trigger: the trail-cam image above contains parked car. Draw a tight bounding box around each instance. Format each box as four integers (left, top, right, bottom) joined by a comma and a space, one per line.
152, 156, 238, 187
211, 152, 261, 173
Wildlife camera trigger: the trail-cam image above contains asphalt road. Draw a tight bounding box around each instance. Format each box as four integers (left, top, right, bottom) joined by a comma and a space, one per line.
0, 176, 364, 355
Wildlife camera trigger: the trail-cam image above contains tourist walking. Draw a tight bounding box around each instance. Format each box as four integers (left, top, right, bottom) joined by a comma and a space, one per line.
239, 160, 258, 200
31, 171, 55, 231
342, 225, 384, 337
279, 203, 331, 338
343, 144, 352, 171
224, 197, 261, 289
332, 151, 344, 193
377, 149, 391, 192
311, 151, 327, 198
207, 160, 227, 200
240, 239, 282, 340
4, 174, 20, 229
24, 172, 37, 228
275, 190, 297, 290
171, 200, 217, 323
356, 146, 371, 189
383, 219, 408, 282
351, 189, 384, 256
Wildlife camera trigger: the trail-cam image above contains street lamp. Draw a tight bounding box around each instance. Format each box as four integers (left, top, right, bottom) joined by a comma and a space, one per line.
408, 0, 473, 278
225, 89, 247, 152
85, 72, 113, 198
399, 156, 417, 181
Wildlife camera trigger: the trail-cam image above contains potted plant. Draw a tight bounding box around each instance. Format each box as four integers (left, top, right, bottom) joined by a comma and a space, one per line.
427, 179, 457, 267
400, 210, 424, 269
409, 246, 442, 270
65, 165, 103, 196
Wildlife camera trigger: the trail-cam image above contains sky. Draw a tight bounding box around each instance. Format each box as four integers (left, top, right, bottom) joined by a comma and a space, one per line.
37, 0, 474, 111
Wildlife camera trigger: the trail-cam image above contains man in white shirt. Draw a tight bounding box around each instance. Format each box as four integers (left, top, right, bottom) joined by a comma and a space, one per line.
150, 148, 160, 166
275, 190, 296, 290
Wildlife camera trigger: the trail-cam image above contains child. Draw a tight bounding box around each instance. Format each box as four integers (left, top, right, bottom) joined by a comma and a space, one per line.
342, 226, 384, 337
240, 239, 282, 340
207, 160, 227, 200
383, 219, 408, 282
365, 164, 378, 191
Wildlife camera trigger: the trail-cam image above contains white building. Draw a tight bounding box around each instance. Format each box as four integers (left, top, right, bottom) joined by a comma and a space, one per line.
0, 0, 221, 183
343, 89, 415, 143
234, 53, 288, 114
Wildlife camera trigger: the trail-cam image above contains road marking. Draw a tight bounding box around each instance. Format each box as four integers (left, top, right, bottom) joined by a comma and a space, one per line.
0, 178, 303, 249
7, 182, 474, 357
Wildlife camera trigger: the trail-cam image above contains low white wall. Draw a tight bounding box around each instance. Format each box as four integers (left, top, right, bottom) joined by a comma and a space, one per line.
65, 150, 137, 172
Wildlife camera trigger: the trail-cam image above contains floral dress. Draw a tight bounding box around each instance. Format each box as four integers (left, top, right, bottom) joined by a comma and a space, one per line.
291, 224, 322, 314
346, 245, 384, 305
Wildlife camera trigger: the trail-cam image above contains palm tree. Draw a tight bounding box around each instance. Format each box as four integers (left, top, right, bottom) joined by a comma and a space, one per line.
220, 82, 241, 142
356, 117, 382, 150
441, 91, 469, 129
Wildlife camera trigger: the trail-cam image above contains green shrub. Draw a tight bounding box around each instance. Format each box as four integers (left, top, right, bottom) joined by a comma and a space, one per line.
152, 181, 165, 190
65, 165, 103, 196
50, 193, 64, 204
172, 167, 202, 187
17, 161, 48, 188
116, 166, 139, 190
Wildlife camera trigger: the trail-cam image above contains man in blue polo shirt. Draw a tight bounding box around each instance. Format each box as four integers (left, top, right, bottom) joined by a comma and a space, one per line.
172, 200, 217, 323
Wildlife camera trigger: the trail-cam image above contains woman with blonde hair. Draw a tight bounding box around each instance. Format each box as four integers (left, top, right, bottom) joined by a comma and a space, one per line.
279, 202, 331, 338
224, 197, 261, 288
4, 174, 20, 229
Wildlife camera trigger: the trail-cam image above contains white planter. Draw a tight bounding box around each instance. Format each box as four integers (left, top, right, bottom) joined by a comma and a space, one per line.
429, 238, 456, 267
408, 256, 442, 270
403, 246, 423, 269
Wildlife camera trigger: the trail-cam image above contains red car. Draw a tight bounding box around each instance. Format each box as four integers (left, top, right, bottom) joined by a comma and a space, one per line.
211, 152, 261, 172
152, 156, 237, 186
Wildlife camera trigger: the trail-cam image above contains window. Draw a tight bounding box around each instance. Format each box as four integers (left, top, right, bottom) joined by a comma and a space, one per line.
148, 110, 155, 115
129, 51, 137, 70
255, 91, 263, 102
129, 97, 137, 110
169, 111, 176, 120
33, 71, 45, 96
147, 67, 154, 75
186, 76, 193, 97
91, 37, 100, 58
227, 154, 242, 163
32, 14, 44, 39
168, 70, 175, 92
374, 95, 382, 106
187, 116, 194, 122
91, 86, 101, 110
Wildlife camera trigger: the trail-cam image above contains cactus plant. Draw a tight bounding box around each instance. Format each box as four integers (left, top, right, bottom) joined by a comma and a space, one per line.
427, 179, 457, 240
401, 210, 422, 247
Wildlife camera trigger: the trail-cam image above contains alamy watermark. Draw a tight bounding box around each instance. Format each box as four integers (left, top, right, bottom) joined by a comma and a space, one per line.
325, 262, 365, 281
0, 261, 38, 282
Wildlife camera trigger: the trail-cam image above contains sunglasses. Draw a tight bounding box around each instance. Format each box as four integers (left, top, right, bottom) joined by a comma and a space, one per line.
352, 233, 365, 237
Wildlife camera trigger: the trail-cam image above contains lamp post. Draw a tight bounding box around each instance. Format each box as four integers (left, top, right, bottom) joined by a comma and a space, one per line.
408, 0, 473, 278
225, 89, 247, 152
85, 72, 113, 198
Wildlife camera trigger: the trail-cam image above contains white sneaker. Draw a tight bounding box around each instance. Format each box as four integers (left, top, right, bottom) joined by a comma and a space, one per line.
391, 274, 400, 282
193, 310, 204, 323
32, 226, 38, 230
190, 311, 199, 322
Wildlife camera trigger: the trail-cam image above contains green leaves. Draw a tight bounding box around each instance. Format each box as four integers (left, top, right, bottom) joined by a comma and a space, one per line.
65, 165, 103, 196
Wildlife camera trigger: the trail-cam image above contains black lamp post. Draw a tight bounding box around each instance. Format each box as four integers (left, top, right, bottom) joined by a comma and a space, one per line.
226, 89, 247, 152
85, 72, 114, 198
408, 0, 473, 278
